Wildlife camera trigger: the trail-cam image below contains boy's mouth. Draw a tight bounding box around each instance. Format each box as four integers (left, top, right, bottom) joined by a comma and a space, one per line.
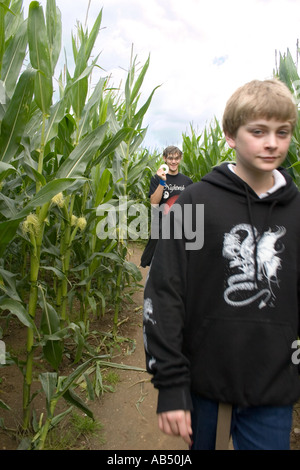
259, 156, 278, 162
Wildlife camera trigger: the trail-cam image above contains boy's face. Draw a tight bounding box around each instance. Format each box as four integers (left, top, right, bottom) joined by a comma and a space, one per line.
163, 152, 181, 174
225, 118, 292, 175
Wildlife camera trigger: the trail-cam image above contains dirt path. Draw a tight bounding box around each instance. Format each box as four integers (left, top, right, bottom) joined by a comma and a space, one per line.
89, 243, 187, 451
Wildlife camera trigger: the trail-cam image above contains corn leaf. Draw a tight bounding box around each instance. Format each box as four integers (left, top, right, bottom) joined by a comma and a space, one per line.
54, 356, 108, 399
0, 219, 23, 256
130, 55, 150, 105
62, 387, 94, 419
1, 18, 28, 96
97, 127, 134, 160
130, 86, 159, 129
0, 1, 5, 71
0, 298, 38, 333
0, 399, 11, 411
39, 288, 63, 370
71, 75, 88, 120
28, 1, 51, 76
85, 9, 102, 60
0, 161, 17, 182
18, 178, 78, 217
278, 50, 300, 95
78, 77, 105, 140
43, 98, 66, 145
39, 372, 57, 407
28, 1, 52, 113
0, 67, 35, 163
94, 167, 111, 206
46, 0, 61, 73
56, 123, 108, 179
0, 178, 77, 255
0, 1, 14, 15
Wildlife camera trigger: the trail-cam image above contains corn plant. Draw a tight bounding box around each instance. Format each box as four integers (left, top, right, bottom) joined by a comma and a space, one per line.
30, 356, 102, 450
0, 0, 158, 438
95, 50, 159, 333
274, 49, 300, 188
181, 119, 235, 181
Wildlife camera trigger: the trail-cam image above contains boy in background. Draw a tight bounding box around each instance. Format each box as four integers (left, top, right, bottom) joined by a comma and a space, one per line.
140, 145, 193, 267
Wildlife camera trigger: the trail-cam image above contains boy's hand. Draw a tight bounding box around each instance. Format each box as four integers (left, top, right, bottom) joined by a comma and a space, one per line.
157, 167, 167, 181
158, 410, 192, 446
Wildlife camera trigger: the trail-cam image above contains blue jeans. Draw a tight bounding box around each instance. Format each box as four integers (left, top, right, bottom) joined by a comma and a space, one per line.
191, 394, 293, 450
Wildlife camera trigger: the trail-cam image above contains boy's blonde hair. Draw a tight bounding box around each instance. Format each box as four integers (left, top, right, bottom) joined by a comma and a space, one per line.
222, 79, 298, 137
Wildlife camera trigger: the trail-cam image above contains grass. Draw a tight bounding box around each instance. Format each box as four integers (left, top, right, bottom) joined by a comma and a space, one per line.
104, 370, 120, 389
43, 411, 105, 450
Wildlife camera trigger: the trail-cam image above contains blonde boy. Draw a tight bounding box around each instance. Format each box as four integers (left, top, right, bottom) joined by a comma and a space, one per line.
143, 79, 300, 450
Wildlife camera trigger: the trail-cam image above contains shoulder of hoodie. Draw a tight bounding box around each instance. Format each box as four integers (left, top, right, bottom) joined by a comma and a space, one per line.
277, 167, 300, 200
176, 166, 222, 198
172, 178, 209, 204
175, 164, 300, 204
278, 166, 300, 186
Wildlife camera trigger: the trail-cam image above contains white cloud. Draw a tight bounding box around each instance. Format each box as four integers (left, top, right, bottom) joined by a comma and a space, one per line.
22, 0, 300, 150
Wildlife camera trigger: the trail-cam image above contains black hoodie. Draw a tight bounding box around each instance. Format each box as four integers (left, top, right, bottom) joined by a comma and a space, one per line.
143, 163, 300, 413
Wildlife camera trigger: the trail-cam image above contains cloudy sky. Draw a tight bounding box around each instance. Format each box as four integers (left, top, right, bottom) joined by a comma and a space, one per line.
22, 0, 300, 151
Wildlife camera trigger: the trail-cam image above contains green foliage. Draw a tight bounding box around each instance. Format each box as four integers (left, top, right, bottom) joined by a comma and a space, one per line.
43, 412, 105, 450
181, 119, 235, 181
274, 49, 300, 188
0, 0, 157, 445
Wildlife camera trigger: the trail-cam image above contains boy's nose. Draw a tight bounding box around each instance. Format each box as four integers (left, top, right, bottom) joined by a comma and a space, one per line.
265, 133, 278, 149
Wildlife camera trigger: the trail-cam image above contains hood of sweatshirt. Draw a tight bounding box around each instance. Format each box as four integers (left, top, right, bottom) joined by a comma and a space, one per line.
202, 162, 298, 205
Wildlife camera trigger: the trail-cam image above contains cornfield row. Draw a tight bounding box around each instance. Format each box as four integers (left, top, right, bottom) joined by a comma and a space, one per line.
0, 0, 159, 449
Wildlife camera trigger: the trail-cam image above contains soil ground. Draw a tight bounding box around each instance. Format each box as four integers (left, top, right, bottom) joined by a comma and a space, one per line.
1, 242, 300, 451
87, 243, 187, 451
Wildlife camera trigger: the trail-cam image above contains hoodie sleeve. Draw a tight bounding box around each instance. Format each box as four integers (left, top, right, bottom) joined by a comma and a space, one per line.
143, 197, 193, 413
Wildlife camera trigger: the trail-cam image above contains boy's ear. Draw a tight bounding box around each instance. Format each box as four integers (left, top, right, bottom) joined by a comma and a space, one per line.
225, 133, 236, 149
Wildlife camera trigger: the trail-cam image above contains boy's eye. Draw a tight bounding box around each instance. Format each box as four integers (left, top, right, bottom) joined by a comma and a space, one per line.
250, 128, 290, 137
277, 130, 290, 137
251, 129, 263, 136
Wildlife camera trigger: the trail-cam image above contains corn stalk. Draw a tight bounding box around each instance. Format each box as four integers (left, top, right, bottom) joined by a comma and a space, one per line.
106, 50, 159, 334
23, 0, 63, 429
181, 119, 235, 182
